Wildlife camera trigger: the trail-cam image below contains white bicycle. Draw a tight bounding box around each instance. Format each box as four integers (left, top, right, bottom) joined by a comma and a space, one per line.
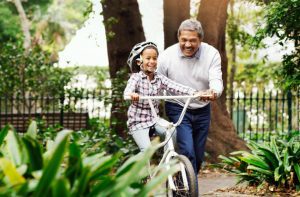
125, 95, 201, 197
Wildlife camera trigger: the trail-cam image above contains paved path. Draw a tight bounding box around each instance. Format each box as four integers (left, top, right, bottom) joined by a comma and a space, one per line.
198, 173, 257, 197
198, 174, 237, 195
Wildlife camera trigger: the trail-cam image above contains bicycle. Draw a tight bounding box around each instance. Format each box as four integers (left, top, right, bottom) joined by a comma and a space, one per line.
125, 94, 207, 197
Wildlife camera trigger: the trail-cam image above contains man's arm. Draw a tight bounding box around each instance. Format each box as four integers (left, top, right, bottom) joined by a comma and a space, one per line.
208, 51, 223, 99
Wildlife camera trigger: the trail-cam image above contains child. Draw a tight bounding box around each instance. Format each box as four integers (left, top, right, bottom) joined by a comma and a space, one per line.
124, 41, 201, 152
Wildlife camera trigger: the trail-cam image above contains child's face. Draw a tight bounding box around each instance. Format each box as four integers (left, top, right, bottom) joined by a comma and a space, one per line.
139, 48, 158, 73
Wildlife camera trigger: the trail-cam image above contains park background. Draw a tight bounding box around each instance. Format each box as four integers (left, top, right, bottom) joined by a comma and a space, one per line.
0, 0, 299, 196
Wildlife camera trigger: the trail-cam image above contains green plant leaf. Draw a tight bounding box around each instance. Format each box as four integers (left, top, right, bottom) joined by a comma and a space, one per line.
138, 163, 178, 196
4, 130, 24, 166
52, 178, 70, 197
283, 148, 291, 173
274, 166, 282, 181
257, 145, 279, 169
294, 163, 300, 183
22, 136, 43, 172
0, 125, 9, 146
0, 158, 26, 186
247, 165, 273, 176
34, 130, 72, 197
26, 121, 38, 139
240, 152, 270, 170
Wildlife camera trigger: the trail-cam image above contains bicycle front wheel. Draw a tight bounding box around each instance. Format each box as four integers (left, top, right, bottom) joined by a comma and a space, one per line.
167, 154, 197, 197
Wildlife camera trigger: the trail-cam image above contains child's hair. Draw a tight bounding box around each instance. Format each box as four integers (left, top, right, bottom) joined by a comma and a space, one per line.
127, 41, 158, 73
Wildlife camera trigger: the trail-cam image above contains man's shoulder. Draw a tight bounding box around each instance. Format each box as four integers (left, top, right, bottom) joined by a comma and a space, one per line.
201, 42, 219, 54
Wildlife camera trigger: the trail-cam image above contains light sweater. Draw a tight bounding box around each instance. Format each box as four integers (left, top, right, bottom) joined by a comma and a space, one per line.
157, 42, 223, 109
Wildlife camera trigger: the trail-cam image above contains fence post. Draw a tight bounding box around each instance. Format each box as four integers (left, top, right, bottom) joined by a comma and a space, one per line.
287, 90, 292, 134
60, 93, 65, 126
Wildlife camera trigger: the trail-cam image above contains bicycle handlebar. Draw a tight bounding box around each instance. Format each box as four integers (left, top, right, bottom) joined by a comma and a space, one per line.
124, 94, 199, 100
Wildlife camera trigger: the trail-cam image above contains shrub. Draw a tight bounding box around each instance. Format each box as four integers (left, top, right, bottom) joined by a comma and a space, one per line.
0, 122, 176, 196
217, 131, 300, 191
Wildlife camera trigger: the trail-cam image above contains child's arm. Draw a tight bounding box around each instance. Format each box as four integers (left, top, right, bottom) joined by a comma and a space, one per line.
124, 74, 140, 101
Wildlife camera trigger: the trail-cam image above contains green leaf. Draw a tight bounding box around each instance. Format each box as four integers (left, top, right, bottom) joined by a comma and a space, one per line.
283, 148, 291, 173
4, 130, 24, 166
257, 145, 279, 169
34, 130, 72, 197
70, 167, 90, 197
138, 163, 178, 196
240, 152, 270, 170
52, 178, 70, 197
0, 125, 9, 146
22, 136, 43, 172
25, 121, 38, 139
294, 163, 300, 183
274, 166, 282, 181
247, 165, 273, 176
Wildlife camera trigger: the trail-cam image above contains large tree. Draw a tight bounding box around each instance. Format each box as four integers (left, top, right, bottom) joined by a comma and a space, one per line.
101, 0, 145, 136
163, 0, 190, 48
163, 0, 247, 162
197, 0, 247, 162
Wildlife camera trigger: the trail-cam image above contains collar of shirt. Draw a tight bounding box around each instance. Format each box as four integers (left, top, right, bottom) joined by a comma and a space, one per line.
138, 71, 159, 83
177, 44, 201, 59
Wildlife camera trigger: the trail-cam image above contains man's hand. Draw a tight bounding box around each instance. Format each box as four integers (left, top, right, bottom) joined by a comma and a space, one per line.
197, 89, 217, 102
130, 93, 139, 102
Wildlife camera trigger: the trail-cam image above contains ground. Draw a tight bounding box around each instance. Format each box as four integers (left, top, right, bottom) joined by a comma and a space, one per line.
198, 168, 300, 197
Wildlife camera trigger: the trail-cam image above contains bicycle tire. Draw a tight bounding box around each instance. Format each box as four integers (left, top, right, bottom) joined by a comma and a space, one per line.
167, 154, 198, 197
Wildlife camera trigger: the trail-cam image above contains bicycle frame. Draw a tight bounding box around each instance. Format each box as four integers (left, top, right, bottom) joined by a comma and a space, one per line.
124, 94, 199, 191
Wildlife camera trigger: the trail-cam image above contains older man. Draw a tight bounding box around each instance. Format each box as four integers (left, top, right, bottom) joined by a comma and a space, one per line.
157, 19, 223, 176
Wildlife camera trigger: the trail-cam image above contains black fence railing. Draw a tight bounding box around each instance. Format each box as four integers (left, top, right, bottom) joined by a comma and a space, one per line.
0, 90, 111, 132
1, 88, 299, 142
226, 89, 300, 142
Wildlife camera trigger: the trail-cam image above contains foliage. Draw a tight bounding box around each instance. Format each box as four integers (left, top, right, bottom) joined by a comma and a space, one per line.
217, 131, 300, 191
0, 2, 21, 42
234, 62, 279, 89
0, 41, 72, 97
110, 68, 131, 134
252, 0, 300, 90
0, 122, 176, 196
1, 0, 90, 59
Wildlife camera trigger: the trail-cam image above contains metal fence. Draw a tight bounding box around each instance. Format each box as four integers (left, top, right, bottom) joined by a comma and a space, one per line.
1, 88, 299, 142
226, 89, 300, 142
0, 90, 111, 132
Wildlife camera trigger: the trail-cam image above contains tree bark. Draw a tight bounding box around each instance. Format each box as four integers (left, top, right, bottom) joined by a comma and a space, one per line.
12, 0, 31, 51
197, 0, 247, 163
163, 0, 190, 48
101, 0, 145, 136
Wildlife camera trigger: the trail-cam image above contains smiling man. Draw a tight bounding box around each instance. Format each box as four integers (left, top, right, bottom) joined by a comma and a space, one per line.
157, 19, 223, 182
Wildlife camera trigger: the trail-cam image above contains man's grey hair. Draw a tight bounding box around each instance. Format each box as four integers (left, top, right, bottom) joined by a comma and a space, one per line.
177, 19, 204, 39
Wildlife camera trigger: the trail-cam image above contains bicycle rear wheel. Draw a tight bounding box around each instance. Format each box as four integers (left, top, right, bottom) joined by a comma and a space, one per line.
167, 154, 197, 197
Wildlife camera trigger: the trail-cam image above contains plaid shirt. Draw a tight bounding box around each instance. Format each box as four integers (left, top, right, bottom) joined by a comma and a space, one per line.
124, 71, 195, 132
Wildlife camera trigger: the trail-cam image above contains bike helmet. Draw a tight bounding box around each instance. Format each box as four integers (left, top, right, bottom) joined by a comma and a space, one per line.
127, 41, 158, 72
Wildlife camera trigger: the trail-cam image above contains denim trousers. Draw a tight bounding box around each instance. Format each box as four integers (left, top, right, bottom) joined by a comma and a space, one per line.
165, 101, 211, 175
131, 118, 170, 152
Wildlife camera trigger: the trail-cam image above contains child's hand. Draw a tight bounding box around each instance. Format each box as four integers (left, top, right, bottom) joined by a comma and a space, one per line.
130, 93, 140, 102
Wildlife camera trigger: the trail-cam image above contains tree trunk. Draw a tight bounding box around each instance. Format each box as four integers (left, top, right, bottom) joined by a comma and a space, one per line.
12, 0, 31, 51
163, 0, 190, 48
197, 0, 247, 163
101, 0, 145, 136
228, 0, 237, 119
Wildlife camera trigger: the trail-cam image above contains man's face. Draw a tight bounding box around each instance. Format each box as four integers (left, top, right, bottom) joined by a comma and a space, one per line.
178, 30, 201, 57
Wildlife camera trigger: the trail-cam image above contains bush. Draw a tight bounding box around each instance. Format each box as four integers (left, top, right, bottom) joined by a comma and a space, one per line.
0, 122, 175, 196
217, 131, 300, 191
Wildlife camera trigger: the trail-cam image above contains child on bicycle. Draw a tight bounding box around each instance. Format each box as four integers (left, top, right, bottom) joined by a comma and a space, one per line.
124, 41, 202, 152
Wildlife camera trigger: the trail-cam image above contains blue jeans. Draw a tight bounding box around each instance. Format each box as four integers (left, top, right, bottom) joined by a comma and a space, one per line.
165, 102, 211, 174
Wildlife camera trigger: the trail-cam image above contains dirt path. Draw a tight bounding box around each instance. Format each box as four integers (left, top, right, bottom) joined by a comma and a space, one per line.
198, 170, 257, 197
